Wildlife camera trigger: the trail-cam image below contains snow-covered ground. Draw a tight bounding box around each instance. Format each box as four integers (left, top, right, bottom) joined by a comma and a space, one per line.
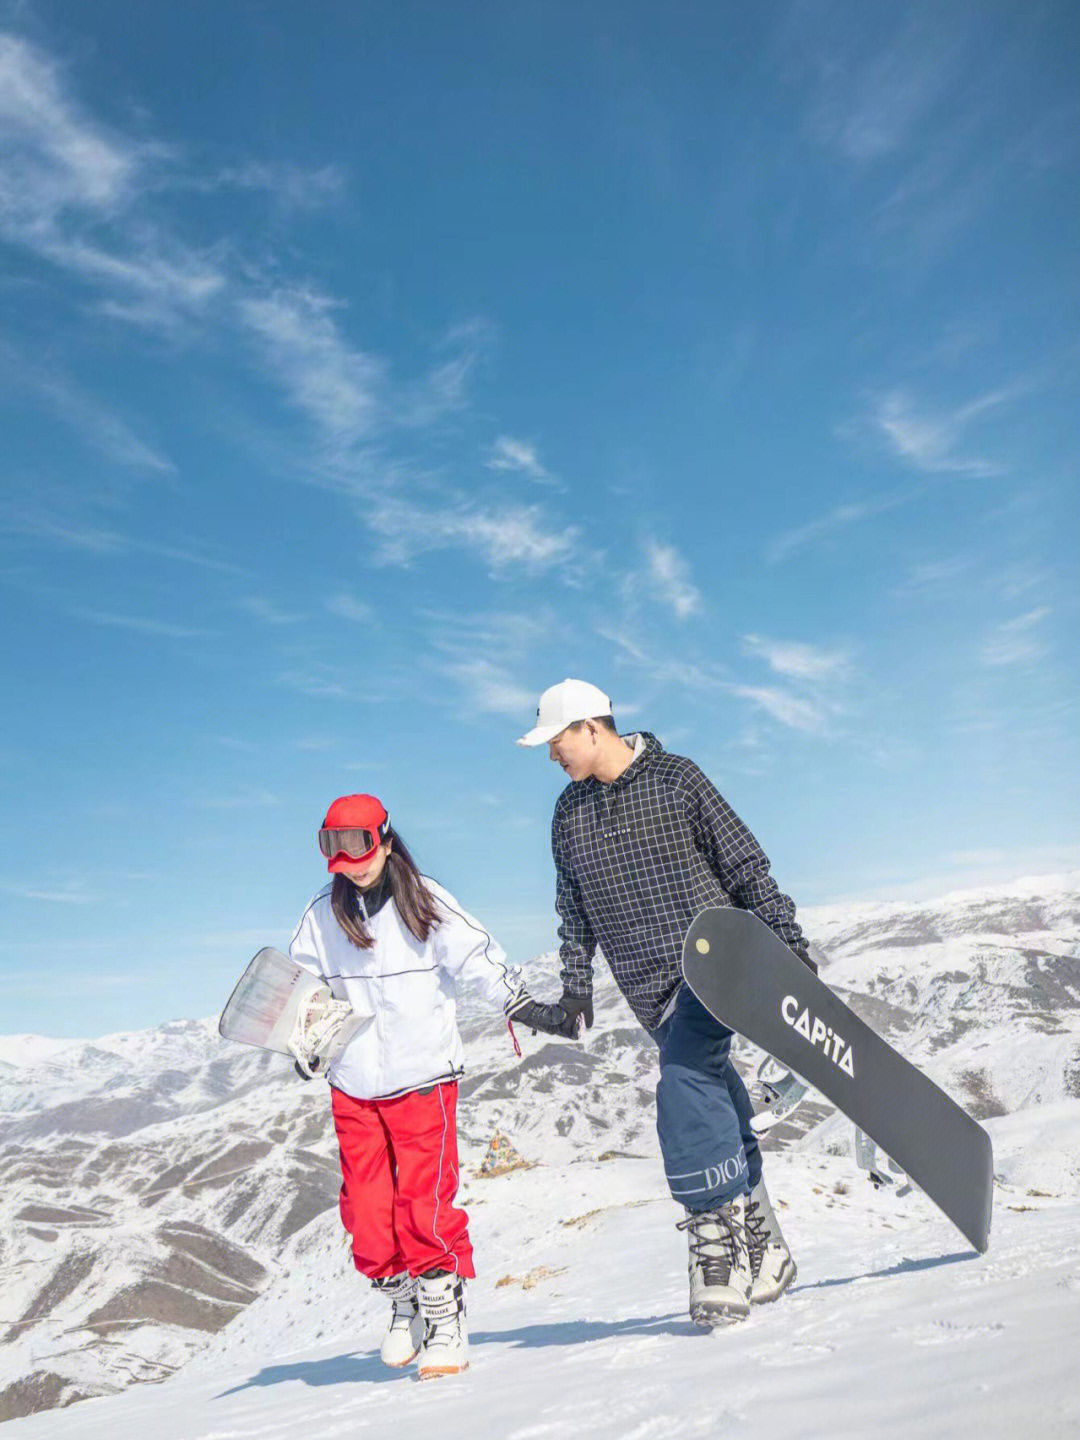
4, 1138, 1080, 1440
2, 872, 1079, 1436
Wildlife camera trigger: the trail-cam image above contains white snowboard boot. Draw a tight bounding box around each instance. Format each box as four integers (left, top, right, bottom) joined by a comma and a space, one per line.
371, 1273, 424, 1368
416, 1269, 469, 1380
678, 1194, 752, 1327
745, 1178, 797, 1304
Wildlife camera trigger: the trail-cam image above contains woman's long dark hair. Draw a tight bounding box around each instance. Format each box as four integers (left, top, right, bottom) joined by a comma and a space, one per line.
330, 832, 441, 949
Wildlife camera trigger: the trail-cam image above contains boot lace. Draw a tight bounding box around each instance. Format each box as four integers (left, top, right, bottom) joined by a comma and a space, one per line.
744, 1195, 769, 1279
677, 1207, 744, 1286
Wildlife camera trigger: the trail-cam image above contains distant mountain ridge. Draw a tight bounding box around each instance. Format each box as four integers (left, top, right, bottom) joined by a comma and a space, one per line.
2, 872, 1078, 1421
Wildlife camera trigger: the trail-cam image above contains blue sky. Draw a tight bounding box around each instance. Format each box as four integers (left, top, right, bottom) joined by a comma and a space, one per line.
2, 1, 1078, 1037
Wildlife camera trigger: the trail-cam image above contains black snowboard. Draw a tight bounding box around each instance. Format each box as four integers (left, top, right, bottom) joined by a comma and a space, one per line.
682, 907, 993, 1253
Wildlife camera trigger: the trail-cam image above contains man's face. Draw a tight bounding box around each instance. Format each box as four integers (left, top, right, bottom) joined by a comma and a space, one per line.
548, 722, 596, 781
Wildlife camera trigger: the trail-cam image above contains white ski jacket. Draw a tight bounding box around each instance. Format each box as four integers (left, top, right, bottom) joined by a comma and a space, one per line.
289, 877, 523, 1100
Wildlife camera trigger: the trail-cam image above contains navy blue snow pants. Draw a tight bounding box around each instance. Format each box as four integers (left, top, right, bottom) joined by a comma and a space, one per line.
649, 983, 761, 1212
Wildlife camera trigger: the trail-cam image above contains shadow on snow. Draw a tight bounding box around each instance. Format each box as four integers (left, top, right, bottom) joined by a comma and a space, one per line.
794, 1249, 977, 1291
214, 1311, 697, 1396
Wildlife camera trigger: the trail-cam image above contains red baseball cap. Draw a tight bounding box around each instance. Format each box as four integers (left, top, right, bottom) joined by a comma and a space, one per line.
318, 794, 391, 872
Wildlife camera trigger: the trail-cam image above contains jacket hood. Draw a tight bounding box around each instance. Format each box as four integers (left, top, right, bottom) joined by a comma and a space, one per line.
590, 730, 664, 790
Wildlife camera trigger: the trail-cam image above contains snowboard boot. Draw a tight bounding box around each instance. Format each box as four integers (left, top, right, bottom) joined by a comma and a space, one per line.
677, 1194, 752, 1327
745, 1178, 797, 1304
416, 1269, 469, 1380
371, 1272, 424, 1368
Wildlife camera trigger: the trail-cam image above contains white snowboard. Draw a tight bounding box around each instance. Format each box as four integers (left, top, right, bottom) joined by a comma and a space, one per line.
218, 947, 368, 1058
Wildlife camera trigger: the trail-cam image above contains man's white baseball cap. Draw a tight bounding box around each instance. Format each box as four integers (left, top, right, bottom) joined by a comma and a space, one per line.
516, 678, 613, 747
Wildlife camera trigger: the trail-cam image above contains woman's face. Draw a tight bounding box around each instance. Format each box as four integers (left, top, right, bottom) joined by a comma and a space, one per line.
339, 840, 392, 890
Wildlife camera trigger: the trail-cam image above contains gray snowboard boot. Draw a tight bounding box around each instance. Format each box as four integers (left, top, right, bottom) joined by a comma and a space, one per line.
677, 1194, 752, 1327
371, 1272, 424, 1367
416, 1269, 468, 1380
745, 1178, 797, 1303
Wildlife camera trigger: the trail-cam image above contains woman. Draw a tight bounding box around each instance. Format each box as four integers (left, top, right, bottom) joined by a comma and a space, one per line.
289, 793, 574, 1381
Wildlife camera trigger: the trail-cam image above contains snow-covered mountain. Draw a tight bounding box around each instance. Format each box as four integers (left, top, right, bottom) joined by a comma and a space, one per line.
2, 873, 1079, 1428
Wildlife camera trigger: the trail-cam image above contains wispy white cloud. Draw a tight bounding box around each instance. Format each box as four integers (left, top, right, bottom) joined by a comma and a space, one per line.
187, 160, 346, 209
1, 879, 95, 905
71, 608, 208, 639
767, 491, 914, 563
0, 33, 138, 225
241, 285, 385, 451
368, 497, 579, 575
776, 381, 1021, 562
784, 8, 1061, 266
295, 736, 338, 752
729, 629, 853, 738
742, 635, 850, 682
981, 608, 1052, 666
442, 659, 536, 717
0, 32, 225, 326
45, 236, 226, 320
394, 322, 490, 428
727, 684, 828, 735
891, 556, 971, 599
786, 6, 960, 164
240, 293, 492, 474
872, 389, 1009, 477
238, 596, 304, 625
212, 735, 261, 754
0, 346, 176, 474
1, 490, 250, 575
596, 626, 725, 694
134, 538, 250, 576
277, 666, 353, 699
422, 606, 564, 656
0, 31, 535, 596
639, 540, 703, 620
0, 508, 126, 554
995, 562, 1051, 604
189, 787, 280, 809
484, 436, 554, 484
326, 594, 375, 623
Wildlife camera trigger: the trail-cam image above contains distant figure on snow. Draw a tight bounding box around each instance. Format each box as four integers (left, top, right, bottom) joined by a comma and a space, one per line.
517, 679, 815, 1326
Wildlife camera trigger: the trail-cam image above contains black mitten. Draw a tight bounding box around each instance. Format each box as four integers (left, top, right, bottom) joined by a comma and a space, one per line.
507, 995, 582, 1040
559, 990, 594, 1030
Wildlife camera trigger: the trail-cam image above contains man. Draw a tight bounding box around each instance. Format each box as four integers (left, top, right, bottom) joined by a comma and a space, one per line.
516, 678, 814, 1327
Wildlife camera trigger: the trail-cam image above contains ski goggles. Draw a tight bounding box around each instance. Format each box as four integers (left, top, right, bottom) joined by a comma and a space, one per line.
318, 827, 379, 861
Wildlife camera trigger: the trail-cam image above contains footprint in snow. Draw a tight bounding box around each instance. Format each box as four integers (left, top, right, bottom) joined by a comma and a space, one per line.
756, 1341, 836, 1367
900, 1320, 1005, 1345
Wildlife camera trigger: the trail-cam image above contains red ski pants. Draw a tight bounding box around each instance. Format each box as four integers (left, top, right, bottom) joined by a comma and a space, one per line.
330, 1081, 475, 1280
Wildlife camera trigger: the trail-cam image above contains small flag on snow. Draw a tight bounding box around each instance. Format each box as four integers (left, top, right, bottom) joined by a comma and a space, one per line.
478, 1129, 533, 1178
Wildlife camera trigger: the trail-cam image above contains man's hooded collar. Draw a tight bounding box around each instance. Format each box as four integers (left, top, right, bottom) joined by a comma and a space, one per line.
586, 731, 664, 790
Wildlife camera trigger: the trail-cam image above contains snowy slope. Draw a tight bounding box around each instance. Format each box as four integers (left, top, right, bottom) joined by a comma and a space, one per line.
2, 1140, 1079, 1440
2, 872, 1079, 1431
0, 950, 669, 1419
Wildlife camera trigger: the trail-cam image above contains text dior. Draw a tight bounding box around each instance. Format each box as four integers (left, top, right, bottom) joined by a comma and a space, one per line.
781, 995, 855, 1078
702, 1152, 749, 1191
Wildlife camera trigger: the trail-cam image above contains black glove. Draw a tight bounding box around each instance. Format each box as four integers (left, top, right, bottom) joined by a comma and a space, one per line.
559, 990, 593, 1030
507, 995, 582, 1040
792, 947, 818, 975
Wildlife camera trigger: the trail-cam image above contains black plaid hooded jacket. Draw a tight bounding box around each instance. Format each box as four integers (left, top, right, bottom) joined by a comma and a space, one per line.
551, 732, 809, 1031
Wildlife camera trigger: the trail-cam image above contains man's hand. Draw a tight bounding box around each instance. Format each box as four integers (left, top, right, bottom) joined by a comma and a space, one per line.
559, 990, 593, 1030
506, 992, 583, 1040
792, 946, 818, 974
